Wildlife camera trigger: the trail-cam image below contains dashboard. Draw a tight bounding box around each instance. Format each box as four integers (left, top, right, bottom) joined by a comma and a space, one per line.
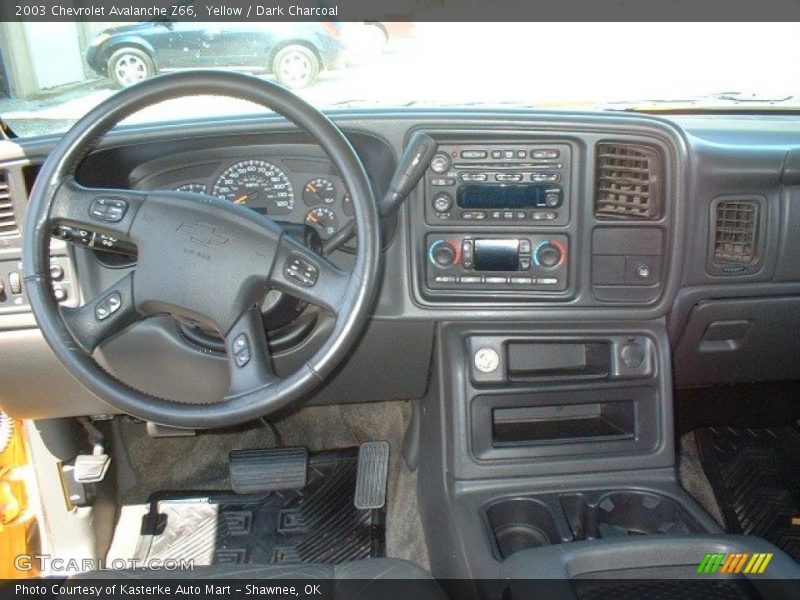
1, 110, 800, 419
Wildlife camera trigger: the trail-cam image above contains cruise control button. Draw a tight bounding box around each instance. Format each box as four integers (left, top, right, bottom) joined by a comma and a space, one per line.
89, 196, 129, 223
94, 291, 121, 321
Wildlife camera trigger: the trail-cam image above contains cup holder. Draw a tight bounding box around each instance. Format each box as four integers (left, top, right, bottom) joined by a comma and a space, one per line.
561, 491, 703, 541
484, 490, 706, 560
485, 498, 565, 559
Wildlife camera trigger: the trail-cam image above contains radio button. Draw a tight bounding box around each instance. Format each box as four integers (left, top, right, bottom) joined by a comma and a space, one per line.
503, 150, 515, 159
519, 258, 531, 270
544, 212, 558, 220
461, 211, 486, 219
517, 150, 527, 159
433, 193, 454, 213
430, 177, 455, 186
490, 210, 502, 219
532, 149, 560, 159
430, 153, 451, 174
532, 173, 560, 182
459, 173, 488, 182
486, 276, 508, 285
495, 173, 523, 182
519, 240, 531, 253
511, 276, 533, 285
461, 150, 487, 159
532, 212, 547, 220
516, 211, 527, 219
434, 276, 457, 284
545, 192, 561, 207
459, 276, 482, 284
538, 277, 559, 285
502, 211, 515, 220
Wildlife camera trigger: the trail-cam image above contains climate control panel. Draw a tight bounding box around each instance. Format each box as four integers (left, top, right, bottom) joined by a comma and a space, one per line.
425, 233, 568, 293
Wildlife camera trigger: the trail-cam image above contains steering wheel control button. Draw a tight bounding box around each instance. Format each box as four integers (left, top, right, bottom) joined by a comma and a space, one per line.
232, 334, 251, 367
53, 287, 68, 302
89, 196, 129, 223
284, 254, 320, 287
94, 292, 122, 321
474, 347, 500, 374
8, 272, 22, 295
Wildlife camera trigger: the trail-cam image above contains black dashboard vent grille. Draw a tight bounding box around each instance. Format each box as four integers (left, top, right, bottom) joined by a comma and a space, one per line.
595, 143, 662, 220
713, 200, 759, 265
0, 170, 19, 238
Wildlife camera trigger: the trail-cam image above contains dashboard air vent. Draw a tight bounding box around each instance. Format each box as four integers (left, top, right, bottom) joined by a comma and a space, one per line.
595, 143, 662, 220
713, 200, 759, 265
0, 170, 19, 238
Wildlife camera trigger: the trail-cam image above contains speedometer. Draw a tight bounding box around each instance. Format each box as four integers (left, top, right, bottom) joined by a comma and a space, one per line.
211, 160, 294, 216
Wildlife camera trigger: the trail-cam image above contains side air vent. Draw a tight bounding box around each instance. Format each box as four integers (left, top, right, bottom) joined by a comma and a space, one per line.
713, 199, 759, 266
595, 143, 662, 220
0, 170, 19, 238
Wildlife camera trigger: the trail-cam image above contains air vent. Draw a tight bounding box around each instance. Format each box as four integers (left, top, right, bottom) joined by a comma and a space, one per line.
0, 170, 19, 238
713, 200, 759, 265
595, 143, 662, 220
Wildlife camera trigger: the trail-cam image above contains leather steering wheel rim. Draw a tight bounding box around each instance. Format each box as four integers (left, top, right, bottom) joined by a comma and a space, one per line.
22, 71, 381, 428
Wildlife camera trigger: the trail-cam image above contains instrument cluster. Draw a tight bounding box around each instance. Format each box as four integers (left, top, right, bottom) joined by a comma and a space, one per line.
137, 151, 353, 241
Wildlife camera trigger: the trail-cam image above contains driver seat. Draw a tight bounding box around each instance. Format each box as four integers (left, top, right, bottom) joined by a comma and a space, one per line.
71, 558, 448, 599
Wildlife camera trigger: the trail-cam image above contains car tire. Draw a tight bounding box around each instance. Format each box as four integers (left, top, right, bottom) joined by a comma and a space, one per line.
272, 45, 320, 90
107, 47, 155, 88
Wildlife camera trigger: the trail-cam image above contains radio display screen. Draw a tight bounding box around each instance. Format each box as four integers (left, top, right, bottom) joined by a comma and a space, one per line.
457, 184, 547, 209
474, 239, 520, 271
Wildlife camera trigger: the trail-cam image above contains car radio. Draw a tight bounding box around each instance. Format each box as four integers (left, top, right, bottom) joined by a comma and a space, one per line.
425, 233, 568, 292
424, 143, 571, 227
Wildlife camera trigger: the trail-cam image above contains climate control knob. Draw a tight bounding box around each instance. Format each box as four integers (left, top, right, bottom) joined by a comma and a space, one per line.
535, 242, 562, 268
429, 240, 458, 267
432, 192, 454, 213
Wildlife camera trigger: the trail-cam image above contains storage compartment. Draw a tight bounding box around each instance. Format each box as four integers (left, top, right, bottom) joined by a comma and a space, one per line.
472, 387, 657, 461
484, 498, 568, 559
492, 401, 634, 446
506, 341, 610, 381
483, 490, 708, 560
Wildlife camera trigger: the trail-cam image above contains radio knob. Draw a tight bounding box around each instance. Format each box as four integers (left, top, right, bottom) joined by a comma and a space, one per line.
429, 240, 458, 267
535, 242, 562, 268
432, 193, 454, 213
430, 153, 452, 174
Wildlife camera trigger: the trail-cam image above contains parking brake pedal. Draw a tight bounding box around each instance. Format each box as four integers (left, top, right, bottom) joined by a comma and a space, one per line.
73, 443, 111, 484
354, 441, 390, 510
229, 447, 308, 494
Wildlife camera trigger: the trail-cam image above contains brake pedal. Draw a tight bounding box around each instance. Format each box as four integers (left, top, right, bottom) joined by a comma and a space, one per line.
354, 441, 390, 510
73, 444, 111, 484
229, 447, 308, 494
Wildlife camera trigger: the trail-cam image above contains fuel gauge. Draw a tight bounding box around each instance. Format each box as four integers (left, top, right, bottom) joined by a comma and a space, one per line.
305, 207, 338, 239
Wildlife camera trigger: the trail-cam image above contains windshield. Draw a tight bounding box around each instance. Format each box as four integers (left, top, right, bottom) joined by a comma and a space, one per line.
1, 21, 799, 137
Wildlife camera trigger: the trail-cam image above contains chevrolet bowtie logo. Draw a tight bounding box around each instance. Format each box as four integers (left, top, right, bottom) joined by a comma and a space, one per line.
176, 222, 230, 246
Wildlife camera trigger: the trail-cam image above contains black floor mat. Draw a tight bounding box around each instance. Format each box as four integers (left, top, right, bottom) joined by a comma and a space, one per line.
695, 426, 800, 560
134, 448, 385, 566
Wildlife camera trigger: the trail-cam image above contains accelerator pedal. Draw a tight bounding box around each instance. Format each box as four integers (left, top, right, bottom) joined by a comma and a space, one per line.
229, 447, 308, 494
354, 441, 390, 510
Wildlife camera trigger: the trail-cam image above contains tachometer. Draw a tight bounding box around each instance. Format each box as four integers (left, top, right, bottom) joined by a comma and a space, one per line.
212, 160, 294, 216
175, 183, 207, 194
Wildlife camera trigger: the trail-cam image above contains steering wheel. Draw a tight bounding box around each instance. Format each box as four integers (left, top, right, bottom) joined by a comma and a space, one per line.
22, 71, 381, 429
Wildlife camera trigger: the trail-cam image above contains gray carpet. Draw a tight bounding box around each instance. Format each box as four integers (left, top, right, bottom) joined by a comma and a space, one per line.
678, 431, 725, 527
110, 401, 429, 571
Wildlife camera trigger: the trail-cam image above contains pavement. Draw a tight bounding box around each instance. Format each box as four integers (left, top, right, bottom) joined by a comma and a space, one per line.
2, 23, 799, 137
